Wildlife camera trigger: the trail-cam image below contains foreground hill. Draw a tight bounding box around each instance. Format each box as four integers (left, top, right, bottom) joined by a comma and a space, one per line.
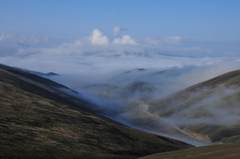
149, 70, 240, 143
0, 64, 189, 159
140, 144, 240, 159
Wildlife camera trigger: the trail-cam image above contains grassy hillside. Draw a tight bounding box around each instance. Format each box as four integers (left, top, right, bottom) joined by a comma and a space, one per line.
149, 70, 240, 143
140, 144, 240, 159
0, 64, 190, 159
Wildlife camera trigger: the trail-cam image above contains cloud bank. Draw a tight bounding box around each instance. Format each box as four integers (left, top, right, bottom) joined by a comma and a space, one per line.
0, 27, 240, 145
113, 35, 137, 45
89, 28, 137, 46
0, 27, 239, 77
90, 29, 109, 46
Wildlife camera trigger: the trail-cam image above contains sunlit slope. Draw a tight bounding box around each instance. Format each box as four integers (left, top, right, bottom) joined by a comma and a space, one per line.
140, 144, 240, 159
150, 70, 240, 143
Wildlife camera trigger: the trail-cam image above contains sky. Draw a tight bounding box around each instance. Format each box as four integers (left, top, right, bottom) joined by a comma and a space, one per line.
0, 0, 240, 75
0, 0, 240, 41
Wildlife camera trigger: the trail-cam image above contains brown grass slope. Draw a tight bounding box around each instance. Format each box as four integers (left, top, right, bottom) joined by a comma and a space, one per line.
0, 64, 190, 159
150, 70, 240, 143
140, 144, 240, 159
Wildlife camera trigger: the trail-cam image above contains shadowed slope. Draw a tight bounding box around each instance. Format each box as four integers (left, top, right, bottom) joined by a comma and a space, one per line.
0, 64, 190, 159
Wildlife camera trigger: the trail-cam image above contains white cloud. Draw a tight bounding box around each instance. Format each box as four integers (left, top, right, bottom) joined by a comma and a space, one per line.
90, 28, 136, 46
113, 26, 121, 35
0, 33, 10, 41
113, 26, 128, 36
113, 26, 123, 36
113, 35, 137, 45
165, 36, 185, 44
145, 36, 185, 46
90, 29, 109, 46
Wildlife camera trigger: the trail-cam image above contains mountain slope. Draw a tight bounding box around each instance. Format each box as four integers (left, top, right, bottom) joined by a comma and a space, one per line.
140, 144, 240, 159
0, 64, 190, 159
149, 70, 240, 143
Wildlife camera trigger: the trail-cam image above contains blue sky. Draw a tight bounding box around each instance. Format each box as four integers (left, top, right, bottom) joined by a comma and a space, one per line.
1, 0, 240, 96
0, 0, 240, 40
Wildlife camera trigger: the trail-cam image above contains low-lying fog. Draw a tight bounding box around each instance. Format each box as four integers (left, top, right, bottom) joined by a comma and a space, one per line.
1, 30, 240, 145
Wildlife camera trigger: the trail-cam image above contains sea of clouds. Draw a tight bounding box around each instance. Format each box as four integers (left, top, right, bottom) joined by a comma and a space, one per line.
1, 27, 240, 145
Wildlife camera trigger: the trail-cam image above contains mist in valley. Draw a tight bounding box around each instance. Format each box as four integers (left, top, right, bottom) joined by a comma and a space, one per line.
1, 29, 240, 145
